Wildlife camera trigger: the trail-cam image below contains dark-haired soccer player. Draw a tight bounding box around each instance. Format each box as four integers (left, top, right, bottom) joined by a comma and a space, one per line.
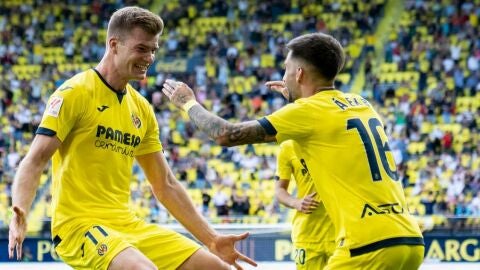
163, 32, 424, 269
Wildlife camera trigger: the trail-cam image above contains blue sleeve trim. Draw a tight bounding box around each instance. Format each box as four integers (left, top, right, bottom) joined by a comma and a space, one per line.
36, 127, 57, 137
258, 117, 277, 136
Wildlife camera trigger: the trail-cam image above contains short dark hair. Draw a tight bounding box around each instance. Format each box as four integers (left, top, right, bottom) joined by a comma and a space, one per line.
107, 6, 164, 40
286, 33, 345, 81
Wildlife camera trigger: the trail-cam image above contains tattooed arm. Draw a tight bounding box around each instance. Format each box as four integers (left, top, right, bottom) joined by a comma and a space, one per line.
162, 79, 276, 146
188, 105, 276, 146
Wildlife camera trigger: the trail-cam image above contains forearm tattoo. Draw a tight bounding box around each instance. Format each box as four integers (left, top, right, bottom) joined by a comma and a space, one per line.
188, 106, 268, 146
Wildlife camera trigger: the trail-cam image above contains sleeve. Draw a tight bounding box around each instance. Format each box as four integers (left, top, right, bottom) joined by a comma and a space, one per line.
37, 85, 84, 141
263, 101, 313, 144
134, 102, 163, 156
275, 142, 293, 181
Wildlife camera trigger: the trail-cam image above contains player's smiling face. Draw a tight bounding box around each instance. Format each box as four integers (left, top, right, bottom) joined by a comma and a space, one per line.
115, 27, 159, 81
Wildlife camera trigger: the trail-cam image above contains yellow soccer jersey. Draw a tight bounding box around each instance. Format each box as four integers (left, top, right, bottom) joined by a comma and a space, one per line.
262, 90, 423, 255
276, 140, 334, 245
38, 69, 162, 234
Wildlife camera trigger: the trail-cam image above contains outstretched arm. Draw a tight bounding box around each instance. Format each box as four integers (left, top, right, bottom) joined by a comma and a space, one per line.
9, 135, 61, 260
162, 80, 276, 146
187, 106, 274, 146
136, 152, 257, 269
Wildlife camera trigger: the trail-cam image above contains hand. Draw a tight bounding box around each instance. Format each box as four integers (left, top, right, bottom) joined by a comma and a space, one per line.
265, 81, 289, 100
294, 192, 320, 214
8, 206, 27, 260
162, 79, 196, 108
209, 232, 257, 270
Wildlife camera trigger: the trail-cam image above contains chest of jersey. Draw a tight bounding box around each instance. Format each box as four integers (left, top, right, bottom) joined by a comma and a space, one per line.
74, 91, 146, 159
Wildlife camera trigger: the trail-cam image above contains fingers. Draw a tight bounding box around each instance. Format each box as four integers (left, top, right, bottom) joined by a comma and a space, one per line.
234, 232, 250, 241
9, 206, 26, 260
230, 233, 257, 268
299, 198, 320, 214
309, 200, 320, 207
237, 252, 258, 267
303, 196, 319, 205
8, 233, 15, 259
165, 79, 185, 89
233, 262, 242, 270
265, 81, 284, 87
304, 193, 320, 207
165, 79, 177, 85
265, 81, 287, 94
16, 242, 22, 260
265, 81, 285, 92
162, 80, 194, 102
162, 80, 176, 99
8, 235, 23, 260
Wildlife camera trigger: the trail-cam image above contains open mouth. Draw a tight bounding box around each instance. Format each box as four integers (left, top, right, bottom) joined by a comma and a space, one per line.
134, 64, 149, 72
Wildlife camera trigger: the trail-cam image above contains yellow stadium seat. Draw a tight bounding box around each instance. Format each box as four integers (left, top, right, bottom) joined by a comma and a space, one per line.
171, 130, 185, 145
189, 138, 200, 152
260, 54, 274, 68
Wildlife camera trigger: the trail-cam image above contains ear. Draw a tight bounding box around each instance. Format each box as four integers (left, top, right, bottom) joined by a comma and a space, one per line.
108, 37, 119, 54
295, 67, 304, 83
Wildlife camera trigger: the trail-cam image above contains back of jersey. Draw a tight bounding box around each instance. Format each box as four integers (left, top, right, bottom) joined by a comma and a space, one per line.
308, 91, 422, 251
266, 90, 423, 251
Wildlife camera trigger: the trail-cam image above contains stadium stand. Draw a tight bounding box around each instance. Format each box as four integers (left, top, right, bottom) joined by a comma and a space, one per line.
0, 0, 478, 239
361, 0, 480, 232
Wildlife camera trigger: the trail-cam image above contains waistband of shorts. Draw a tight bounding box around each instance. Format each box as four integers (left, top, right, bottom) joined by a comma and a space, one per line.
349, 236, 424, 257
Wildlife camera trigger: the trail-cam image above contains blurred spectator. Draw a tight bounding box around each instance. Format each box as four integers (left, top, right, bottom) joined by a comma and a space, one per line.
1, 0, 478, 234
213, 187, 229, 216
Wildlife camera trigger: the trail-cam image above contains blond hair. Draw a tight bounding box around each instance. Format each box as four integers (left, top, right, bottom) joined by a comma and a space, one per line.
107, 6, 164, 40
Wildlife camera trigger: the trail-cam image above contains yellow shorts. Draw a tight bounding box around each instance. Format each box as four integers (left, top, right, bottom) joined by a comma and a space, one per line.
294, 241, 335, 270
325, 244, 424, 270
53, 218, 201, 270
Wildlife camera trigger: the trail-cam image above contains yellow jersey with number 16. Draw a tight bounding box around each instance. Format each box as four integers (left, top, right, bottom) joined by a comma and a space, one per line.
262, 90, 423, 255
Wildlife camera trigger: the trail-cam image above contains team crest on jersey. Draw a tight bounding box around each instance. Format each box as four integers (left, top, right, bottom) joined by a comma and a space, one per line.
97, 243, 108, 256
46, 96, 63, 117
131, 113, 141, 128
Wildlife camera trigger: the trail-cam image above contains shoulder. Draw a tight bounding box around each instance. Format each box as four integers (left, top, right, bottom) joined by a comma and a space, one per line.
280, 140, 294, 151
279, 140, 295, 158
53, 70, 93, 99
126, 84, 151, 107
269, 102, 306, 120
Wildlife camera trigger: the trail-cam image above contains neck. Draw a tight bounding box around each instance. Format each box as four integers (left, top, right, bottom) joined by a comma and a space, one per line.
315, 85, 335, 92
96, 58, 128, 92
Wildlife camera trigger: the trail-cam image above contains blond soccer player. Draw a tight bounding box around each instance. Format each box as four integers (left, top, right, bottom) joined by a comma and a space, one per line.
8, 6, 256, 270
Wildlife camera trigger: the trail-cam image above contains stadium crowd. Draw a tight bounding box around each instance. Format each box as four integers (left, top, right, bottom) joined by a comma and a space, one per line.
0, 0, 478, 235
364, 0, 480, 230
